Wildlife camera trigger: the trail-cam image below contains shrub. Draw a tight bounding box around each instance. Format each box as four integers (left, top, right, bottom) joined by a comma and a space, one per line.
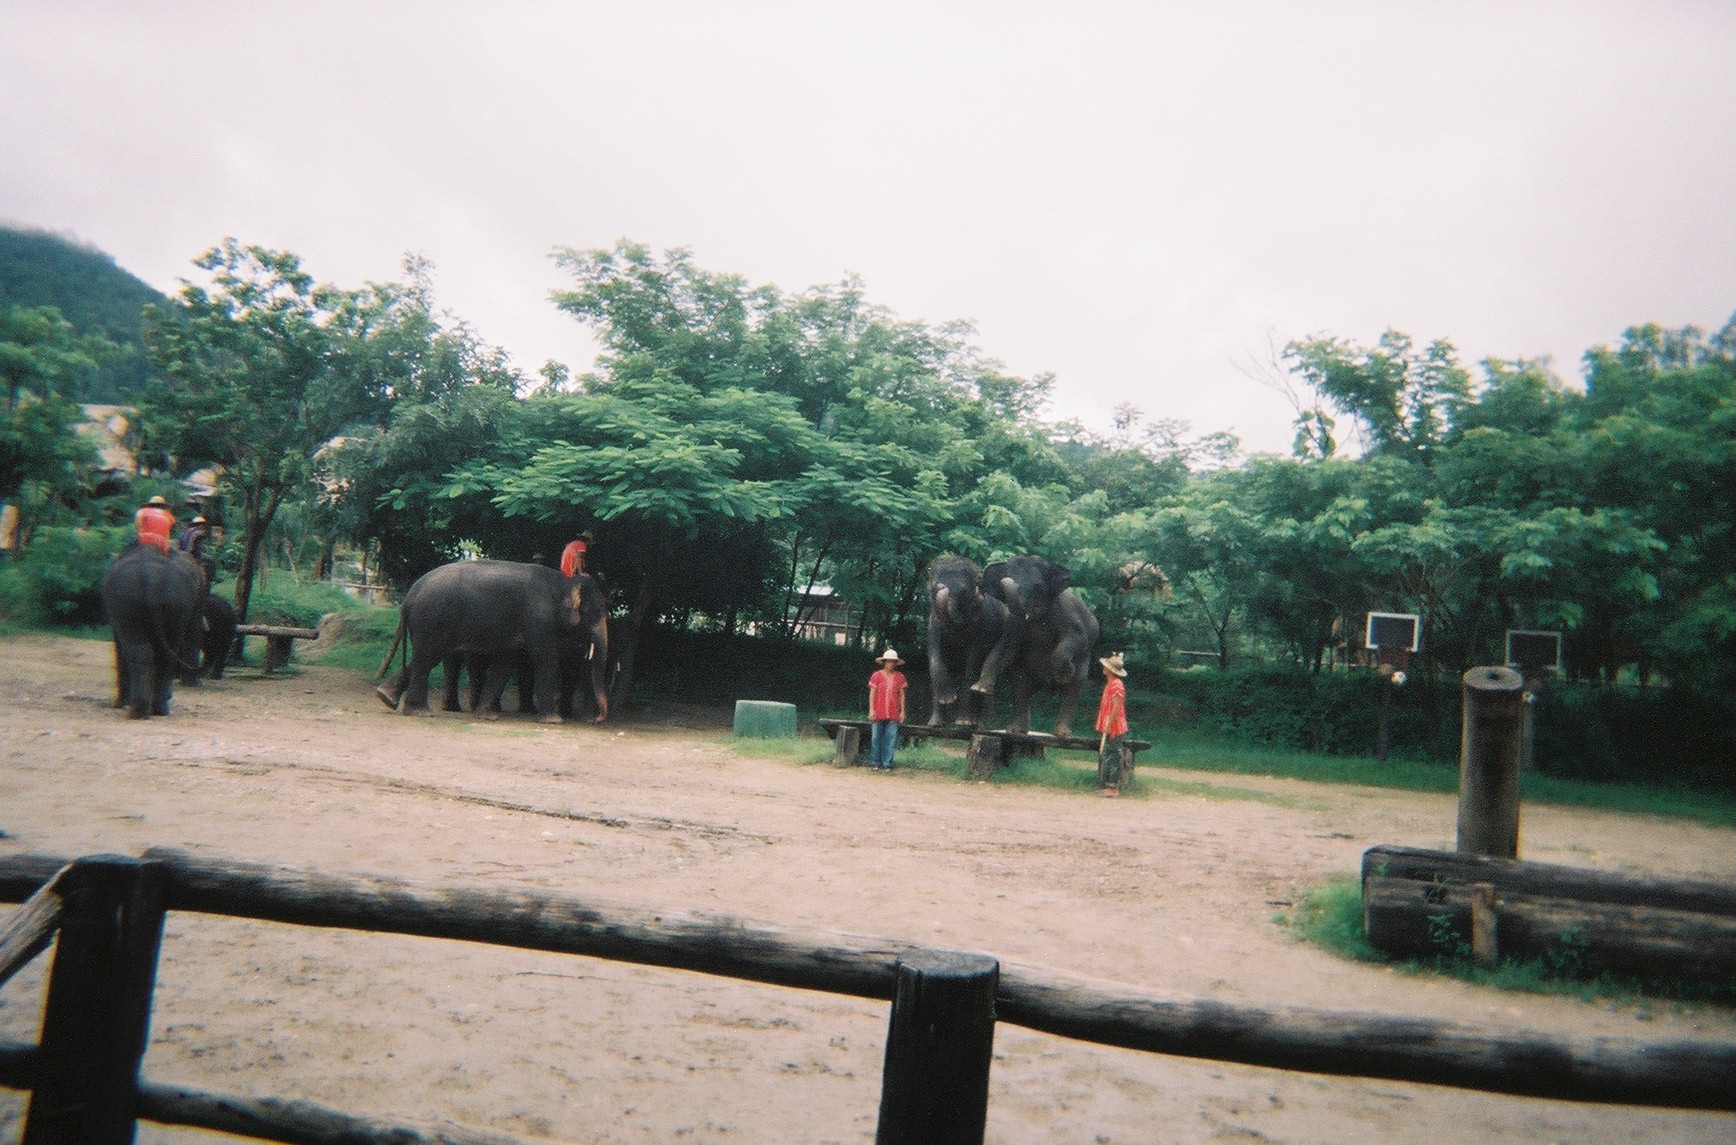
0, 524, 131, 629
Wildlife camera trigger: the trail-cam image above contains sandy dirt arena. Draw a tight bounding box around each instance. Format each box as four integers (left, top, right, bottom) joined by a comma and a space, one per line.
1, 632, 1733, 1144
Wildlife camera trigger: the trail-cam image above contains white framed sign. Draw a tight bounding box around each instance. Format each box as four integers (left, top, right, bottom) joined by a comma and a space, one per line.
1365, 612, 1421, 652
1506, 629, 1563, 673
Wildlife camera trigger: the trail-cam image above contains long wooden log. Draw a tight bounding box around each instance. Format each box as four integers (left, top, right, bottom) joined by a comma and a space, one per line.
1363, 876, 1736, 978
232, 625, 319, 639
1, 851, 1732, 1110
1363, 845, 1736, 916
134, 1082, 531, 1145
0, 863, 70, 987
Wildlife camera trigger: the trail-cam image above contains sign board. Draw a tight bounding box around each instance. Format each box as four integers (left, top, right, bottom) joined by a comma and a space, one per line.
1506, 629, 1563, 674
1365, 612, 1421, 652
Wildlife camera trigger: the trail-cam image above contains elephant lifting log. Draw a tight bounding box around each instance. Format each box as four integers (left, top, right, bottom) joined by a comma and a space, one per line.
983, 554, 1100, 737
102, 543, 206, 718
374, 559, 611, 724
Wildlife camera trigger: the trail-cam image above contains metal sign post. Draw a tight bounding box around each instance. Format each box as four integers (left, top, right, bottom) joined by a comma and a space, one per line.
1366, 613, 1421, 765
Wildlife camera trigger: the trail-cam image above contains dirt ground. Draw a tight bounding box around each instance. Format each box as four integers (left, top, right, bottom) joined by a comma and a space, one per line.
2, 632, 1733, 1145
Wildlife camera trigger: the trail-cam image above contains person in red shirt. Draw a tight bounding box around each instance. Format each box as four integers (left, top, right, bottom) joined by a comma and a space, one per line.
560, 538, 588, 578
1095, 651, 1129, 796
867, 648, 909, 771
134, 495, 175, 556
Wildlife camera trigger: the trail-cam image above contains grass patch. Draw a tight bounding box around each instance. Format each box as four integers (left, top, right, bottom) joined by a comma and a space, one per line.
1286, 878, 1736, 1009
1150, 728, 1736, 829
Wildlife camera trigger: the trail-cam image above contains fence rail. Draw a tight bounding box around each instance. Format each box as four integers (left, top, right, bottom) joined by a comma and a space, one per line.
3, 849, 1733, 1145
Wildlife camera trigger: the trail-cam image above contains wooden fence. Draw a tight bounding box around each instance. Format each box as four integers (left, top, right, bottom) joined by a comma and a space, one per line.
2, 848, 1733, 1145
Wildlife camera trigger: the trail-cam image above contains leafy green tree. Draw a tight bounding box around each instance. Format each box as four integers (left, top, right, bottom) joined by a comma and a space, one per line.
1284, 330, 1471, 464
1, 304, 102, 511
140, 240, 388, 621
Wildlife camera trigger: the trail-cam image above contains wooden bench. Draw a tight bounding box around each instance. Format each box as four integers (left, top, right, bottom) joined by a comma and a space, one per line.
233, 624, 319, 673
818, 718, 1151, 786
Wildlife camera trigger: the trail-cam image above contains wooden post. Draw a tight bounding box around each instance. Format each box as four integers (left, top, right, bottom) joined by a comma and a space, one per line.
835, 725, 862, 767
964, 734, 1001, 780
1469, 883, 1498, 968
1457, 666, 1526, 858
25, 855, 168, 1145
876, 949, 999, 1145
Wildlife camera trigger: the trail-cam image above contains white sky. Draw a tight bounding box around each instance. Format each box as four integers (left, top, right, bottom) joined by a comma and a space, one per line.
4, 1, 1733, 455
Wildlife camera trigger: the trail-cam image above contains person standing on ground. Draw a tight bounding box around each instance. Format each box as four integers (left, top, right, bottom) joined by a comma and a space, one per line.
135, 495, 175, 555
1095, 651, 1129, 797
867, 648, 909, 771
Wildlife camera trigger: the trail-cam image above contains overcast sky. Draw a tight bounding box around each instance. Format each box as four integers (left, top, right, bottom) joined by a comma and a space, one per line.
5, 1, 1733, 455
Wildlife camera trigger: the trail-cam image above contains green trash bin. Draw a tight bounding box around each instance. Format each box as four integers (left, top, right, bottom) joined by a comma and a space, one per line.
734, 699, 798, 738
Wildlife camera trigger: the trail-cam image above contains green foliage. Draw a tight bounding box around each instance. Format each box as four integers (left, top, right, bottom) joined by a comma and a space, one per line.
0, 523, 131, 629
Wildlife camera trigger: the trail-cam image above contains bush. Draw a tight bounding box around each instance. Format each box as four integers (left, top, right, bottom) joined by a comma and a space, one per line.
0, 524, 132, 630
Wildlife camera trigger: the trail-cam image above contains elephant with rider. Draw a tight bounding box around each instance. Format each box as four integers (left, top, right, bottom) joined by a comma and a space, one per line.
923, 555, 1017, 727
102, 542, 206, 718
375, 559, 611, 724
982, 553, 1100, 736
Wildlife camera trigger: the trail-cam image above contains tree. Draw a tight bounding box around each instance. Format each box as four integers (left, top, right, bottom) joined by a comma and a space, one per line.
1284, 330, 1471, 464
139, 241, 387, 621
1, 304, 102, 509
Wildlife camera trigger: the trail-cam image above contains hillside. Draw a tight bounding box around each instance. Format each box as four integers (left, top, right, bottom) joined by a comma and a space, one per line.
0, 224, 166, 401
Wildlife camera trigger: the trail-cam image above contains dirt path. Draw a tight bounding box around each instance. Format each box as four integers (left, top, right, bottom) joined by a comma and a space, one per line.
2, 633, 1732, 1144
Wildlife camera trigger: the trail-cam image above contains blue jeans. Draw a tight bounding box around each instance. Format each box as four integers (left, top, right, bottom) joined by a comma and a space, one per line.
870, 719, 901, 769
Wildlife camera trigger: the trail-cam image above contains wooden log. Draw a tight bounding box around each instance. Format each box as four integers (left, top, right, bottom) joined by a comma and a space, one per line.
993, 963, 1736, 1111
0, 863, 69, 987
876, 950, 998, 1145
232, 625, 320, 639
1362, 845, 1736, 917
835, 724, 862, 767
965, 734, 1001, 780
134, 1081, 532, 1145
1457, 666, 1526, 857
1363, 876, 1736, 978
3, 851, 1733, 1111
24, 855, 168, 1145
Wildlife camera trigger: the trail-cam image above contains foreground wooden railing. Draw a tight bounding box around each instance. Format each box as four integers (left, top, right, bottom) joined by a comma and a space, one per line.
2, 849, 1733, 1145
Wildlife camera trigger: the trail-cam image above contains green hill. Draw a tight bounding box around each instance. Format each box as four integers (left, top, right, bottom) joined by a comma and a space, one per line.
0, 224, 167, 402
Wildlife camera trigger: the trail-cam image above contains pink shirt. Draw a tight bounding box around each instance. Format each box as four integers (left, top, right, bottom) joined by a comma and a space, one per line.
868, 669, 907, 721
135, 506, 175, 554
1095, 676, 1127, 738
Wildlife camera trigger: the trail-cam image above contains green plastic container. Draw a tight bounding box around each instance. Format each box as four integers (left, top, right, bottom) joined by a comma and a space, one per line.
733, 699, 798, 738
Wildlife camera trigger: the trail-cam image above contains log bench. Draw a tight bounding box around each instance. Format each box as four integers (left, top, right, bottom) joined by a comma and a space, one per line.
1361, 844, 1736, 978
818, 718, 1151, 786
232, 624, 319, 673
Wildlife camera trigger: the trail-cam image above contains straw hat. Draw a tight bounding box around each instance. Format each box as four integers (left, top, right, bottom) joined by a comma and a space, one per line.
876, 648, 904, 666
191, 516, 208, 526
1099, 651, 1127, 678
145, 495, 169, 507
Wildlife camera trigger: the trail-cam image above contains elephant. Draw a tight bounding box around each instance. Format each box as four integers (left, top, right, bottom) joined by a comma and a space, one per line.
374, 559, 611, 724
102, 542, 206, 718
983, 554, 1100, 737
924, 556, 1017, 727
180, 593, 238, 684
442, 644, 617, 721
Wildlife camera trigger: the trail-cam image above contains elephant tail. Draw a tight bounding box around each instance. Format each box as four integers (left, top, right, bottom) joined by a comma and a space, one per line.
376, 613, 407, 679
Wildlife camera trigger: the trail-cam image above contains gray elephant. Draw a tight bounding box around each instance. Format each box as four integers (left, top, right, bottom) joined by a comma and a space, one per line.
181, 593, 238, 685
983, 554, 1100, 736
102, 542, 205, 718
924, 556, 1017, 727
375, 560, 611, 724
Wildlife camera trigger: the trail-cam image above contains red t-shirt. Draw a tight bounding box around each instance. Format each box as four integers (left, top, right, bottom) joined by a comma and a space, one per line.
135, 506, 175, 555
560, 540, 587, 577
1095, 676, 1128, 737
868, 668, 907, 721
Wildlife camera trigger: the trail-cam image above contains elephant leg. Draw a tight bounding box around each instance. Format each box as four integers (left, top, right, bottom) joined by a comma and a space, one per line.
475, 656, 518, 721
400, 648, 437, 713
112, 637, 130, 709
150, 651, 174, 718
375, 669, 406, 710
515, 657, 536, 715
441, 653, 466, 712
1006, 674, 1033, 735
530, 656, 562, 724
1053, 679, 1084, 738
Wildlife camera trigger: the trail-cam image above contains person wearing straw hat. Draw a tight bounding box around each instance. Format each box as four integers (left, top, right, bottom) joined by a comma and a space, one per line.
1095, 651, 1129, 796
134, 495, 176, 555
867, 648, 909, 771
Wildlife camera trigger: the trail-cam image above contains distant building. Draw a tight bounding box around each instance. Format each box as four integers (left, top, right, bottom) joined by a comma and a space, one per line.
790, 585, 860, 646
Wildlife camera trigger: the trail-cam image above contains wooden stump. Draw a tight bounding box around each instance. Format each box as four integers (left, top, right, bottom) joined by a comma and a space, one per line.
834, 725, 862, 767
1457, 666, 1525, 857
965, 735, 1001, 780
